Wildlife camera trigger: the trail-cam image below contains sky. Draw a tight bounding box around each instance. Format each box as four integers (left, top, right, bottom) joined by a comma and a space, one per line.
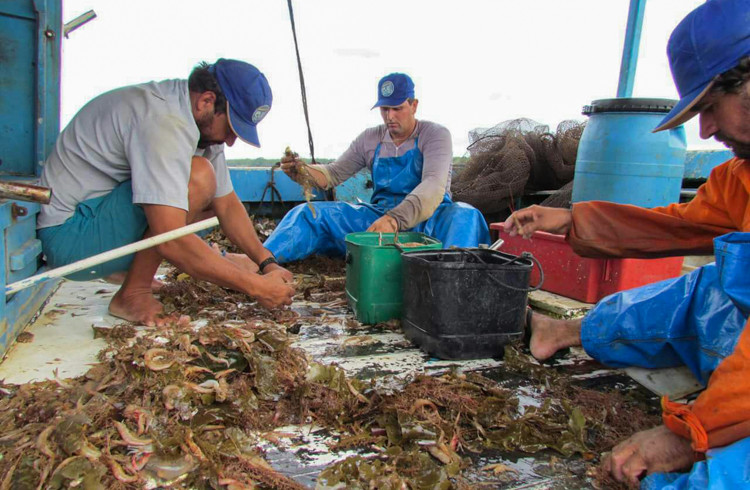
59, 0, 719, 160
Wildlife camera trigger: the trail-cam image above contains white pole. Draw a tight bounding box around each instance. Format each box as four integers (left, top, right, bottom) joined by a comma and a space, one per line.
6, 217, 220, 296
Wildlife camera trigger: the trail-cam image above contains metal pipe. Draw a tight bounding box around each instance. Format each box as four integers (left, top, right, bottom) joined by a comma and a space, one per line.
64, 10, 97, 38
6, 217, 220, 296
616, 0, 647, 98
489, 238, 505, 250
0, 182, 52, 204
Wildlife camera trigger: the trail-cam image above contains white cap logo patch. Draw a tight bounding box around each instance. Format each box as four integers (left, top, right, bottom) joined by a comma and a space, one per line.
381, 81, 395, 97
251, 105, 270, 124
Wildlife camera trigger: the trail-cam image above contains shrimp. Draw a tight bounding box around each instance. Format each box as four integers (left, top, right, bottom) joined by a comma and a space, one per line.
113, 421, 152, 446
143, 348, 174, 371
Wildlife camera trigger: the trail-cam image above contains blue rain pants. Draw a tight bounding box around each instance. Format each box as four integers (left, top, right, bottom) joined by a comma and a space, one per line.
580, 232, 750, 489
581, 232, 750, 385
264, 138, 490, 263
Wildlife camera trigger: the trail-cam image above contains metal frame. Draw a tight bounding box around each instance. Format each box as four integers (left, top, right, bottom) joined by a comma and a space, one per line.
32, 0, 62, 176
617, 0, 647, 98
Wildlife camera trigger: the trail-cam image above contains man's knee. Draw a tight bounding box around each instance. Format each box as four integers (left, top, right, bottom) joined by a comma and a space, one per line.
189, 156, 217, 211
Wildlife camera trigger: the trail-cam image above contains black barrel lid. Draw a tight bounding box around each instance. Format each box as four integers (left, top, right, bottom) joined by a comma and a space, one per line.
582, 98, 678, 115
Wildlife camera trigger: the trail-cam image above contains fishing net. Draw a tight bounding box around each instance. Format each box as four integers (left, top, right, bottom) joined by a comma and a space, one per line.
540, 180, 574, 209
451, 118, 585, 215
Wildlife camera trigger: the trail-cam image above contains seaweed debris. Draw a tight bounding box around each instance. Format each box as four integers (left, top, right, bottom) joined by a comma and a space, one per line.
0, 256, 660, 489
205, 217, 278, 253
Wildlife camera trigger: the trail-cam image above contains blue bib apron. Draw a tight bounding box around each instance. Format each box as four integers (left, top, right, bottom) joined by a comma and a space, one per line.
264, 138, 489, 263
369, 138, 450, 211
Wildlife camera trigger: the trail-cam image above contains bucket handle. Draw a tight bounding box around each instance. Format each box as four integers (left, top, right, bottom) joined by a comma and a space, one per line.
386, 241, 433, 262
459, 249, 545, 293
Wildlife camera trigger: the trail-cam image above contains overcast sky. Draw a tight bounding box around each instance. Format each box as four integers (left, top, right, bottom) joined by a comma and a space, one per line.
60, 0, 718, 160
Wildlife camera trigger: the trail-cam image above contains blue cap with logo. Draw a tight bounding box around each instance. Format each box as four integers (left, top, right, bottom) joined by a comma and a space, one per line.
209, 59, 272, 147
654, 0, 750, 132
372, 73, 415, 109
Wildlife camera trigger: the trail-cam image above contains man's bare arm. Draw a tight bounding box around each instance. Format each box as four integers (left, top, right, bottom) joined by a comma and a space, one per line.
211, 192, 292, 279
142, 204, 294, 308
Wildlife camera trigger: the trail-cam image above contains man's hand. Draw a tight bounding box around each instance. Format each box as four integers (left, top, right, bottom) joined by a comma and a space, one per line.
254, 269, 295, 309
280, 150, 304, 183
503, 205, 573, 238
367, 215, 399, 233
601, 425, 695, 487
262, 262, 294, 282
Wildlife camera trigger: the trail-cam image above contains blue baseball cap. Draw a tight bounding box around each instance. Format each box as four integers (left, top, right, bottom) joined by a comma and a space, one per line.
208, 59, 272, 147
654, 0, 750, 132
372, 73, 415, 109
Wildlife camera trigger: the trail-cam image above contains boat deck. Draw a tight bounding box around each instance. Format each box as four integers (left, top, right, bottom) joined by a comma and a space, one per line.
0, 269, 701, 489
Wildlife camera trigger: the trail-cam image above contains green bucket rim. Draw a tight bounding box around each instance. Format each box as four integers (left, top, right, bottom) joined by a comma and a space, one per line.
344, 231, 442, 249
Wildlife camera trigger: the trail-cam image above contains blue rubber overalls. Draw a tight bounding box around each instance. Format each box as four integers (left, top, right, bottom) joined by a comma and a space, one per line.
580, 232, 750, 489
264, 138, 490, 263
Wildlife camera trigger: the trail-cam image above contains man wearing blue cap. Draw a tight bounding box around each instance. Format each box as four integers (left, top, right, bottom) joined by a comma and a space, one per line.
38, 59, 295, 326
502, 0, 750, 487
262, 72, 490, 263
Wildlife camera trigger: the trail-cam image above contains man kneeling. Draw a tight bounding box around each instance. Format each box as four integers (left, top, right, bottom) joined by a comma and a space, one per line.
38, 59, 295, 326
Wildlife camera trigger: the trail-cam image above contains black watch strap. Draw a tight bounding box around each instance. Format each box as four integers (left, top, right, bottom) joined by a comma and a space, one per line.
258, 256, 278, 273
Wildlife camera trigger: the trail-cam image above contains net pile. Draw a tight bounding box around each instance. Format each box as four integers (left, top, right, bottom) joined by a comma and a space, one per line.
451, 118, 585, 214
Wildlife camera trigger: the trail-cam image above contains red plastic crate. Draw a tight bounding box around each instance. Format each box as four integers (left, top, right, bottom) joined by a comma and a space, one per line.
489, 223, 684, 303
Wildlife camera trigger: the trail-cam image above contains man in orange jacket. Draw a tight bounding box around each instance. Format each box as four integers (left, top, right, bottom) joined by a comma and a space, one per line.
504, 0, 750, 487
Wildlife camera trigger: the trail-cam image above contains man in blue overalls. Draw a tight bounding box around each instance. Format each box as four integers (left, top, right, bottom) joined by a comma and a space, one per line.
263, 73, 490, 263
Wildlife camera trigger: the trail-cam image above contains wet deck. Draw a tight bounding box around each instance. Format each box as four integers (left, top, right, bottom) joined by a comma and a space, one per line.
0, 272, 700, 489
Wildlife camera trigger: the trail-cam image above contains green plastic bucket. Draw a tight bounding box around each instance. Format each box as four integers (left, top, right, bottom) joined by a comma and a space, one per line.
345, 232, 442, 324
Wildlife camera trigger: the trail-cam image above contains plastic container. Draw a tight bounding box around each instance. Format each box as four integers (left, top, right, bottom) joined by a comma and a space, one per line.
490, 224, 684, 304
345, 232, 442, 324
572, 98, 687, 207
401, 249, 534, 360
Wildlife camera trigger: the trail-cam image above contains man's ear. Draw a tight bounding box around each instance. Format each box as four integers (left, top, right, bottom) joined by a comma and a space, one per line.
411, 99, 419, 114
196, 91, 217, 113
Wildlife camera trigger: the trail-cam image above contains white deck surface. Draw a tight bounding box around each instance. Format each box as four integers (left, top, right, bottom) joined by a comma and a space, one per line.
0, 280, 118, 384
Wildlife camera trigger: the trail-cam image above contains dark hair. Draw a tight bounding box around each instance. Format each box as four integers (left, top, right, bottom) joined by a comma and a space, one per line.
188, 61, 227, 114
711, 56, 750, 97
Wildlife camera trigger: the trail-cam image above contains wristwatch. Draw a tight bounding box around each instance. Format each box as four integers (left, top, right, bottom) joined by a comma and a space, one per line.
258, 255, 278, 273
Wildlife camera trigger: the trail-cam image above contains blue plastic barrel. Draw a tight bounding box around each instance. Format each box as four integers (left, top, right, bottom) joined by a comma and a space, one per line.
572, 98, 687, 208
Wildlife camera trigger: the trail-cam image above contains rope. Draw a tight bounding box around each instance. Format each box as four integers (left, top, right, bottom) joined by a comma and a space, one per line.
458, 249, 545, 293
405, 248, 545, 293
286, 0, 316, 165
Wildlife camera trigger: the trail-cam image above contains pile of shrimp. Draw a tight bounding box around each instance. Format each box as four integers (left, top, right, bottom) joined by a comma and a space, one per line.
0, 262, 659, 489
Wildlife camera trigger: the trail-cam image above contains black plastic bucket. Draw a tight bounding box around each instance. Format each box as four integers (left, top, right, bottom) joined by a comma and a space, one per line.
401, 249, 540, 360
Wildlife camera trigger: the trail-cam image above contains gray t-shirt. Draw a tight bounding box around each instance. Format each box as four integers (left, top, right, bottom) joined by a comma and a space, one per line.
314, 120, 453, 230
38, 79, 233, 229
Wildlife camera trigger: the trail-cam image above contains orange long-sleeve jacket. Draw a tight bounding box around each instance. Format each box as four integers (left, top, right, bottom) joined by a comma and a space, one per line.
566, 157, 750, 452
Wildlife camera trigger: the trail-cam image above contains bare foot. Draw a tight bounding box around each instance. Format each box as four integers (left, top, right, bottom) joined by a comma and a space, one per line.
108, 287, 171, 327
104, 271, 164, 291
210, 243, 259, 273
528, 312, 582, 360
